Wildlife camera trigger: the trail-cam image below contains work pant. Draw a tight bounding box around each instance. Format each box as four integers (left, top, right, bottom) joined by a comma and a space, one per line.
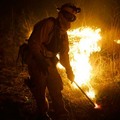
27, 57, 68, 117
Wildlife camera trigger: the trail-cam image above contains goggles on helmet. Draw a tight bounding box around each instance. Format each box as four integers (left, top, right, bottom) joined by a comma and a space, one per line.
61, 10, 76, 22
57, 3, 81, 14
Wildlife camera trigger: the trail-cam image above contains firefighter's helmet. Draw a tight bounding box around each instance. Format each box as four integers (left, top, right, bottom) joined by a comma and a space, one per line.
57, 3, 81, 22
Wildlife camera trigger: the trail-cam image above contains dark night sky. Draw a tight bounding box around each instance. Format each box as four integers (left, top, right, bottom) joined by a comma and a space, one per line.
0, 0, 72, 16
0, 0, 120, 29
0, 0, 120, 61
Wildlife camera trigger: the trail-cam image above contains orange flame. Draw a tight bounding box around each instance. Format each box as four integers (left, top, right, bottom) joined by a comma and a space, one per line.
57, 26, 102, 106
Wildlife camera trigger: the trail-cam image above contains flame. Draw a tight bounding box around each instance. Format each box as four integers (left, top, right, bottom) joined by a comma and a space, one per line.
86, 88, 95, 99
114, 39, 120, 44
57, 26, 102, 105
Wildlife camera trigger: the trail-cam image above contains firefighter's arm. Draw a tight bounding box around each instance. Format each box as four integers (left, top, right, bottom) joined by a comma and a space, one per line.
28, 19, 54, 74
59, 34, 75, 82
28, 18, 54, 61
40, 19, 56, 58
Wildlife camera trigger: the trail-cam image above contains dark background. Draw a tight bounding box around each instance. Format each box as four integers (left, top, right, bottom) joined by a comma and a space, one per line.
0, 0, 120, 64
1, 0, 120, 25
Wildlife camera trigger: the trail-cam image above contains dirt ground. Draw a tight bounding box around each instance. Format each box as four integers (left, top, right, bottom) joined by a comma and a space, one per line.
0, 65, 120, 120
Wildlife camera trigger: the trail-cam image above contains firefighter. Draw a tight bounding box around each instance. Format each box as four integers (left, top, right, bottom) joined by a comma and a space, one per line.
27, 3, 81, 120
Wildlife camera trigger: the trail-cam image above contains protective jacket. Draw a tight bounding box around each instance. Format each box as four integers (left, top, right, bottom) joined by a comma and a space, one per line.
28, 17, 72, 71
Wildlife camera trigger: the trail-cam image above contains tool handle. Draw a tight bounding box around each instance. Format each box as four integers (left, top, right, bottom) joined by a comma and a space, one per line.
74, 81, 95, 107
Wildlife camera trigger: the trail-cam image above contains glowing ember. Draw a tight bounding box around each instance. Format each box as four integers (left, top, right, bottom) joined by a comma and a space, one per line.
94, 103, 101, 109
57, 26, 102, 105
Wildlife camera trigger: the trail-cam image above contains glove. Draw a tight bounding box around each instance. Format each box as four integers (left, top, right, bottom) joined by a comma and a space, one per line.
66, 68, 75, 83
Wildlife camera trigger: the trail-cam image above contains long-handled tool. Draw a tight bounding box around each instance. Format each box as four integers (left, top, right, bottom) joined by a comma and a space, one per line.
73, 81, 95, 107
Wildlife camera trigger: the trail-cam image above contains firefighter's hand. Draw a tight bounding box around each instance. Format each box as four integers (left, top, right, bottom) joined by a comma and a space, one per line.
66, 68, 75, 83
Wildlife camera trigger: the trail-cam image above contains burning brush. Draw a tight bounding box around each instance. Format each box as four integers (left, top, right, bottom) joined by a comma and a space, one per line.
73, 81, 101, 109
58, 26, 102, 109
